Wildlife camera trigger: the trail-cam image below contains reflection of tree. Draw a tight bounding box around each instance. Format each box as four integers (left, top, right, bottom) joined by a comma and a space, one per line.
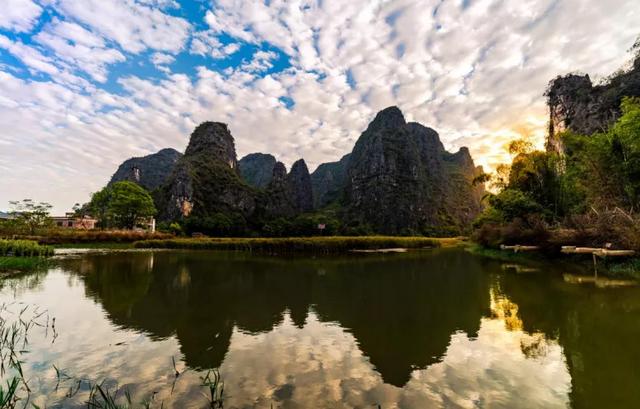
0, 270, 47, 295
499, 271, 640, 408
69, 249, 495, 387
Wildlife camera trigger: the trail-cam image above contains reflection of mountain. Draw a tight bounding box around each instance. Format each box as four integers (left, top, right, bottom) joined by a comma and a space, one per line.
64, 249, 640, 405
311, 250, 492, 385
64, 249, 493, 385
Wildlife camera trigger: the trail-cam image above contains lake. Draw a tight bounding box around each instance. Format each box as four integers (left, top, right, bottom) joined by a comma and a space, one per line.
1, 248, 639, 408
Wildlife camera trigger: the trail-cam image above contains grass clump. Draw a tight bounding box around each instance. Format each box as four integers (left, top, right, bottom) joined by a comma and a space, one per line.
134, 236, 459, 253
0, 240, 53, 257
0, 240, 53, 273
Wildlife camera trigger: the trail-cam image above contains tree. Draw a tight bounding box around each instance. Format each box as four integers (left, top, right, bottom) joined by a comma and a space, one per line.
107, 181, 157, 229
88, 186, 114, 229
8, 199, 53, 234
507, 137, 534, 157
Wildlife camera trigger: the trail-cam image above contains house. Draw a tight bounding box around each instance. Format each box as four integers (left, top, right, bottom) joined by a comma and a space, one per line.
52, 213, 98, 230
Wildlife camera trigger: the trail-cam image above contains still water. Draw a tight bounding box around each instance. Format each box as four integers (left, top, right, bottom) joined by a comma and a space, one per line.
1, 248, 639, 408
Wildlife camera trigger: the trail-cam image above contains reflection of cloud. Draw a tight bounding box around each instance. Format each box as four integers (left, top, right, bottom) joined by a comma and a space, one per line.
220, 311, 570, 408
2, 271, 570, 408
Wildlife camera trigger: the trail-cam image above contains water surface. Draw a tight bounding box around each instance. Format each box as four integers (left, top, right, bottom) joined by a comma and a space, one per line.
1, 248, 639, 408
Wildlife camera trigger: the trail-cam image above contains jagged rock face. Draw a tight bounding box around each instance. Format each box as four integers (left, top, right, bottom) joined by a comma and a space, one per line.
311, 154, 351, 208
264, 162, 295, 217
238, 153, 276, 189
264, 160, 314, 217
109, 148, 181, 191
344, 106, 483, 235
547, 60, 640, 154
159, 122, 255, 221
288, 159, 314, 213
185, 122, 238, 169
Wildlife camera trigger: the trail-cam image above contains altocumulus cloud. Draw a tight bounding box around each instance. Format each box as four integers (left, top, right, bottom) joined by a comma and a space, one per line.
0, 0, 637, 213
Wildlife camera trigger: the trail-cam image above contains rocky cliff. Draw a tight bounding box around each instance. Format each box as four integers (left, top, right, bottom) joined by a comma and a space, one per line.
263, 159, 314, 217
546, 57, 640, 154
109, 148, 181, 191
238, 153, 276, 189
158, 122, 256, 221
310, 154, 351, 208
344, 107, 483, 235
123, 108, 482, 235
287, 159, 314, 213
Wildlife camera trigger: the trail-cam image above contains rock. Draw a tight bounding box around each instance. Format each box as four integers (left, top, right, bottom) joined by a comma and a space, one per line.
158, 122, 256, 221
344, 106, 483, 235
287, 159, 314, 213
238, 153, 277, 189
264, 162, 295, 217
263, 160, 314, 217
546, 60, 640, 154
109, 148, 181, 191
311, 154, 351, 208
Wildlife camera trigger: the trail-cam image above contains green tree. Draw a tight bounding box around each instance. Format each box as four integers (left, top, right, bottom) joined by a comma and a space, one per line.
8, 199, 53, 234
88, 186, 114, 229
107, 182, 157, 229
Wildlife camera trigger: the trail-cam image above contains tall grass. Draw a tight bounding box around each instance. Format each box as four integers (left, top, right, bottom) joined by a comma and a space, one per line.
0, 302, 226, 408
134, 236, 459, 253
12, 230, 173, 245
0, 240, 53, 257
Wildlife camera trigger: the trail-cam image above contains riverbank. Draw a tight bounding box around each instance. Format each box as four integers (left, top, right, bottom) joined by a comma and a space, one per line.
133, 236, 462, 253
468, 244, 640, 280
0, 256, 50, 274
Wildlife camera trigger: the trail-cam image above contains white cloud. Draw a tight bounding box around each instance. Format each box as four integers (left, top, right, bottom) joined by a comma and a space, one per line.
190, 30, 241, 59
0, 0, 638, 213
0, 0, 42, 33
241, 50, 278, 73
34, 19, 125, 82
151, 52, 175, 66
55, 0, 191, 53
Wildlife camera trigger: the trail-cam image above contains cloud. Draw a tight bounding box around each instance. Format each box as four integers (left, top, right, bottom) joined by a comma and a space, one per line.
0, 0, 638, 213
151, 52, 175, 66
55, 0, 191, 53
190, 30, 241, 59
34, 19, 126, 82
0, 0, 42, 33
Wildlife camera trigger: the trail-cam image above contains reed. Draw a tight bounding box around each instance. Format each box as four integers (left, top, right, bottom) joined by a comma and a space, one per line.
134, 236, 460, 253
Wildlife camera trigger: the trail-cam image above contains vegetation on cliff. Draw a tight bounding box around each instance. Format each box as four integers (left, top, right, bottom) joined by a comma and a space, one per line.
474, 97, 640, 251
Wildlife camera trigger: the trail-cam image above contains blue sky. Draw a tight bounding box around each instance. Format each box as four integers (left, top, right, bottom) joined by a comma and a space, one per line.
0, 0, 638, 213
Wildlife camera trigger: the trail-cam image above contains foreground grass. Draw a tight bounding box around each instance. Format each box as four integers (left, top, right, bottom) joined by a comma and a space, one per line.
134, 236, 461, 253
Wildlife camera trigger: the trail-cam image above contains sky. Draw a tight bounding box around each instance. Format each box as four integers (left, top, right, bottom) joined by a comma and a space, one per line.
0, 0, 638, 214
